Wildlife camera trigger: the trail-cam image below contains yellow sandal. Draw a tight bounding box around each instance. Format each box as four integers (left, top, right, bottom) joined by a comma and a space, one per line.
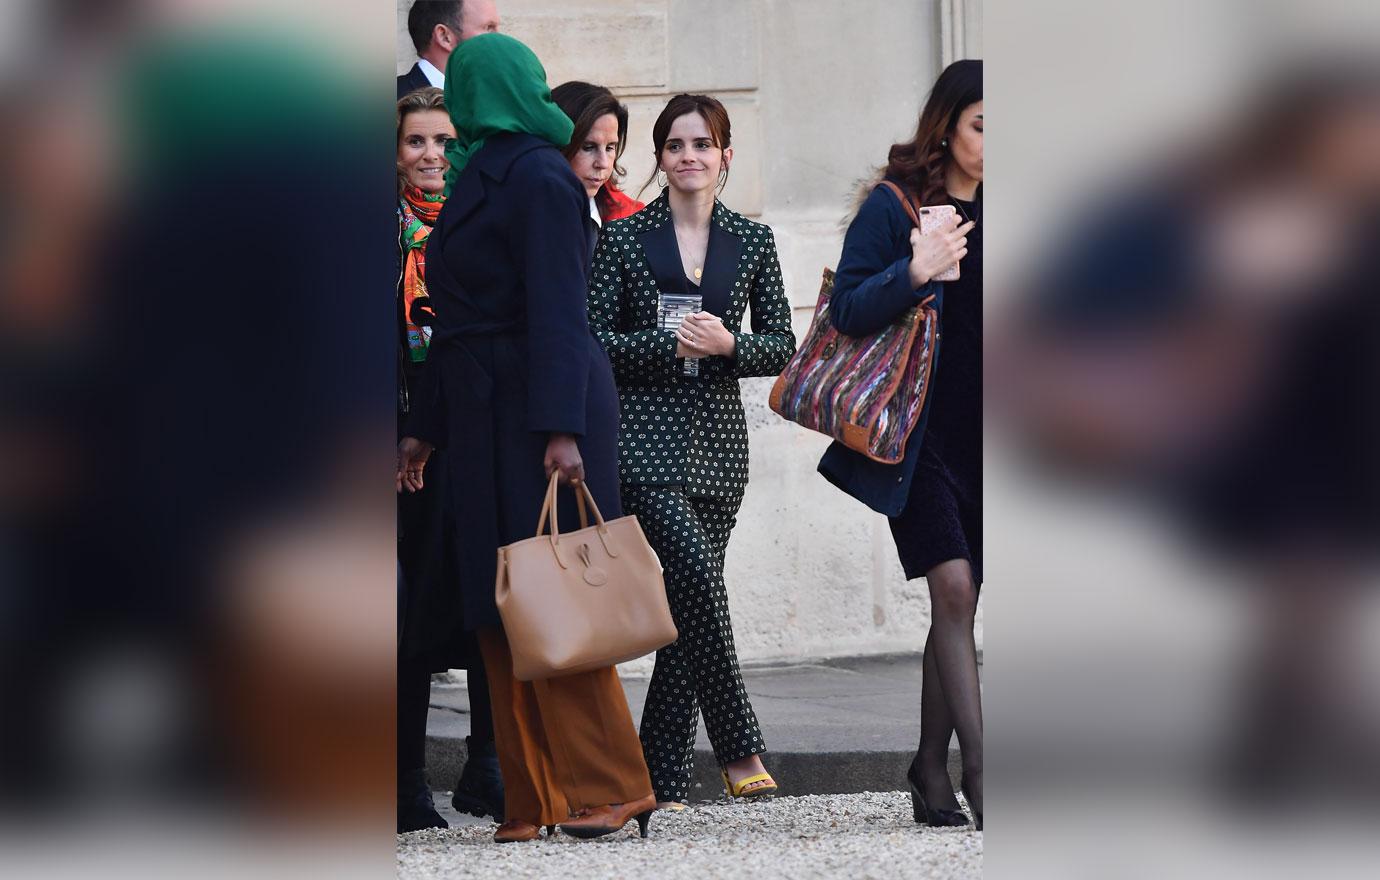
721, 770, 778, 800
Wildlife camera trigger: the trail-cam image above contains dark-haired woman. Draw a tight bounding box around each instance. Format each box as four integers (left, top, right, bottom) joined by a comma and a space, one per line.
587, 93, 795, 808
551, 81, 644, 225
817, 59, 983, 829
396, 35, 655, 844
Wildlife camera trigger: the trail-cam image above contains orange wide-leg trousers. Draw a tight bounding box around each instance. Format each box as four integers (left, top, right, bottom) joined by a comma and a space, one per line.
476, 627, 653, 826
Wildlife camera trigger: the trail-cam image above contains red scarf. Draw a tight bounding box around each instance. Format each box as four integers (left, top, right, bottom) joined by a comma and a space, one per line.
598, 182, 645, 222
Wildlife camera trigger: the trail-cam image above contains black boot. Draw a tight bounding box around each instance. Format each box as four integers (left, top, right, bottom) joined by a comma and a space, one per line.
451, 736, 504, 821
397, 768, 447, 833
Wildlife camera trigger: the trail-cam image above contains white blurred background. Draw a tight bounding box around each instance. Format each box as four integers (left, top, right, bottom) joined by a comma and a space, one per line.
988, 0, 1380, 876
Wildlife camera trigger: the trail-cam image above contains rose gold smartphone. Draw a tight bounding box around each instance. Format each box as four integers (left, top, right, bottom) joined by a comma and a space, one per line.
918, 204, 961, 281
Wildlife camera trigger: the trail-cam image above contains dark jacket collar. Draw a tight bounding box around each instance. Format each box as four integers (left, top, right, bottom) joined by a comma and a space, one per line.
468, 132, 557, 183
623, 189, 746, 237
442, 133, 554, 230
633, 191, 743, 315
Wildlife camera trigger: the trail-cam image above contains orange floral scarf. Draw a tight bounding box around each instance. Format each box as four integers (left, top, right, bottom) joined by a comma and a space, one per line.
399, 186, 444, 362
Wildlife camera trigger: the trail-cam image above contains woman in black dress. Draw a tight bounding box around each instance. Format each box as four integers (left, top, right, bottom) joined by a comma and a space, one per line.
818, 59, 983, 829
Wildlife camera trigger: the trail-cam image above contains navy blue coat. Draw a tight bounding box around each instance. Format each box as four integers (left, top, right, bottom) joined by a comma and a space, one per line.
409, 132, 623, 631
817, 181, 945, 517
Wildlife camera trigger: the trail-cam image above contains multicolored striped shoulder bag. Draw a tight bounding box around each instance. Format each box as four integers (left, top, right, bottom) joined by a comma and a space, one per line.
768, 181, 939, 465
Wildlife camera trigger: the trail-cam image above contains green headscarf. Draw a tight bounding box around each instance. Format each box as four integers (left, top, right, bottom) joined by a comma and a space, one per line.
442, 33, 573, 195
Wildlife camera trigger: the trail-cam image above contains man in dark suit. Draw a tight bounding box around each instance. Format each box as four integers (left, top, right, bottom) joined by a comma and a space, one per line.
397, 0, 501, 99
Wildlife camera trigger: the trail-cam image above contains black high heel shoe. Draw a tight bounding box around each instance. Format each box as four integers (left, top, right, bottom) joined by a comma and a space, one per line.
961, 778, 983, 831
907, 761, 967, 827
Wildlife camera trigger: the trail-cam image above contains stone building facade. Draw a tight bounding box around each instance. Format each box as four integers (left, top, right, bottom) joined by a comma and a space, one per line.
397, 0, 984, 662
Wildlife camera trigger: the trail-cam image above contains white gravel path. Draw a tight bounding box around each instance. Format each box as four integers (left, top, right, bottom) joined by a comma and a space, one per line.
397, 791, 981, 880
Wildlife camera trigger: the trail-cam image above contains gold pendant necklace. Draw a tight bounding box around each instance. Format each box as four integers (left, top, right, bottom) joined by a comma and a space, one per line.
674, 221, 707, 282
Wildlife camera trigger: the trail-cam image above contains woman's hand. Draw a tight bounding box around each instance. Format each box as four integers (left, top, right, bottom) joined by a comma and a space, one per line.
544, 432, 585, 485
397, 436, 434, 493
676, 311, 735, 358
909, 216, 975, 289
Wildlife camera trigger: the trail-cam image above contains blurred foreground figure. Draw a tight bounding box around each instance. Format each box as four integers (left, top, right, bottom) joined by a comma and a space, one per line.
109, 34, 395, 825
996, 60, 1380, 802
2, 15, 396, 840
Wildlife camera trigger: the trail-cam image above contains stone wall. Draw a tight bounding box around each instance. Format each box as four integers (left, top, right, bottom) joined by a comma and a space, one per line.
397, 0, 984, 662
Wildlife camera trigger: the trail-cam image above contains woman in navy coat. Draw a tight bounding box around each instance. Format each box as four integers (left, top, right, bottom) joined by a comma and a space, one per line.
397, 34, 655, 844
818, 60, 983, 829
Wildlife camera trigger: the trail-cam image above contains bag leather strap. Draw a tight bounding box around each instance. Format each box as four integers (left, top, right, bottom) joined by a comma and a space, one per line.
877, 180, 922, 229
877, 180, 939, 308
533, 473, 619, 567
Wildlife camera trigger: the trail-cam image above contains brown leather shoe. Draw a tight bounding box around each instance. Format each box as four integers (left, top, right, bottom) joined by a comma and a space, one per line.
558, 794, 657, 840
493, 820, 553, 843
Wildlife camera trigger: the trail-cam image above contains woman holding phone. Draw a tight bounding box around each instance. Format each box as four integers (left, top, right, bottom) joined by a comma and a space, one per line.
818, 59, 983, 829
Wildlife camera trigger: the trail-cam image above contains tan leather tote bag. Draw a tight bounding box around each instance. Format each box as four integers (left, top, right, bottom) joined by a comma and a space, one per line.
496, 474, 677, 681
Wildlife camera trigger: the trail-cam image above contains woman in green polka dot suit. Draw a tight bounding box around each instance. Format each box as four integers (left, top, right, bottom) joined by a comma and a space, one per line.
587, 93, 796, 807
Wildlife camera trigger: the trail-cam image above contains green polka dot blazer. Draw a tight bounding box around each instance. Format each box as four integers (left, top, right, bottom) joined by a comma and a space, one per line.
588, 191, 796, 498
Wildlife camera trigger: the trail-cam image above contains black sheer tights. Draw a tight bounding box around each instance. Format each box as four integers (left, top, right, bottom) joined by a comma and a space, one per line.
913, 559, 982, 816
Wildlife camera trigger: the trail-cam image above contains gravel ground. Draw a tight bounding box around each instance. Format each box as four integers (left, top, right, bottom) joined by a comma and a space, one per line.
397, 791, 981, 880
